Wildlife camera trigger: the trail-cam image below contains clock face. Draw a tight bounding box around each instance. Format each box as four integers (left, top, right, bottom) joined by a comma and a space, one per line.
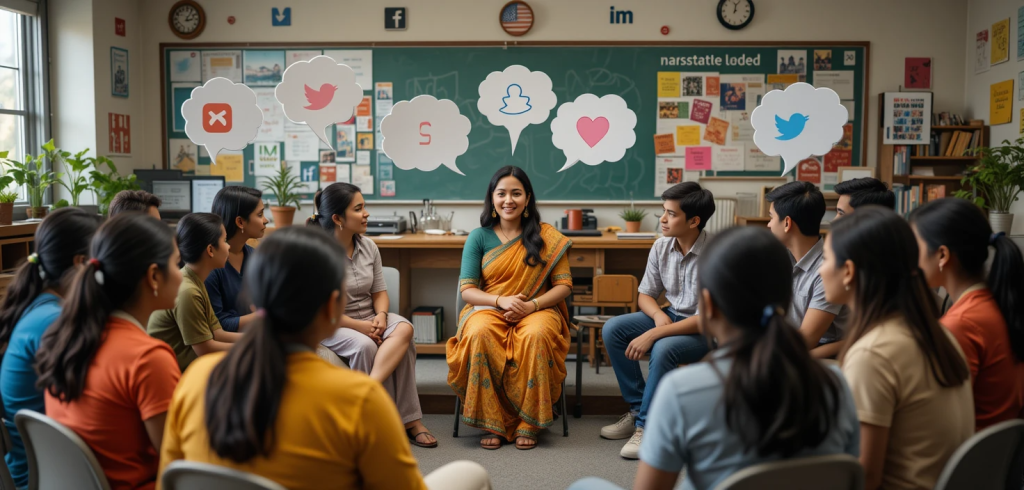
718, 0, 754, 30
173, 5, 200, 34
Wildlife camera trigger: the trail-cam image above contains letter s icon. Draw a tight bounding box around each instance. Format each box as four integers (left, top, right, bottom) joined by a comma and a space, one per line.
419, 122, 432, 145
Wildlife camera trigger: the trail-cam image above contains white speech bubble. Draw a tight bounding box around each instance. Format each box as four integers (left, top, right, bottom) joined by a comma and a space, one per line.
275, 55, 364, 148
550, 94, 637, 172
477, 65, 557, 155
380, 95, 472, 175
750, 82, 848, 176
182, 77, 264, 160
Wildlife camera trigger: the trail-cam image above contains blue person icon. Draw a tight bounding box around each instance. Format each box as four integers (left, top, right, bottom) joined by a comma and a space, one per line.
499, 84, 532, 115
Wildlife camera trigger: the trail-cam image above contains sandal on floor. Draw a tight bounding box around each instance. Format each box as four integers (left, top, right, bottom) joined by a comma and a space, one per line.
480, 434, 503, 450
406, 428, 438, 448
515, 436, 537, 450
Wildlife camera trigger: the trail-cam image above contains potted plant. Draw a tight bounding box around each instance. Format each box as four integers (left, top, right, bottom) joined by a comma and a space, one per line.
955, 137, 1024, 234
6, 142, 61, 220
90, 156, 139, 216
0, 151, 17, 225
619, 206, 648, 233
260, 164, 303, 227
50, 144, 97, 213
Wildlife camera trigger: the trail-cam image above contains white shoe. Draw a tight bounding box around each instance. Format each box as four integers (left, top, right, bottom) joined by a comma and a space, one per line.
600, 412, 636, 440
620, 428, 643, 460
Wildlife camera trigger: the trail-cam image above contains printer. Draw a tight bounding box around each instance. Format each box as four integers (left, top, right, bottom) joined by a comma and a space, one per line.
366, 216, 408, 235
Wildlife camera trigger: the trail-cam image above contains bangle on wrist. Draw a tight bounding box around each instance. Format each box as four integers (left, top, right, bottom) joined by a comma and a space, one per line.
532, 299, 541, 311
494, 295, 501, 308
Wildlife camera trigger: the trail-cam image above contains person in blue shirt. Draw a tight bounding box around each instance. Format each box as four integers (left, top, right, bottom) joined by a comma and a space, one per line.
206, 186, 268, 332
0, 208, 99, 488
569, 226, 859, 490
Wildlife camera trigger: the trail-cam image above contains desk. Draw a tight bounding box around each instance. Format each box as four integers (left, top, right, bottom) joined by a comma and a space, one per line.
0, 222, 38, 272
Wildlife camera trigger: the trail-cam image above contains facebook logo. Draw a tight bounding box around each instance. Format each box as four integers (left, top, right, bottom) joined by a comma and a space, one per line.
385, 8, 407, 30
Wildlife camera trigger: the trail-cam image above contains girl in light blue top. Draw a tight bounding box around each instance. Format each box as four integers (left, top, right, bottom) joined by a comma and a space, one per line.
570, 226, 859, 490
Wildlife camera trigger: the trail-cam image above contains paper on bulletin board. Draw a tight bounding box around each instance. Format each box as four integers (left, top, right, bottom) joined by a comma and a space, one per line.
991, 79, 1014, 124
357, 150, 370, 164
718, 74, 764, 111
286, 50, 322, 68
703, 117, 729, 145
992, 18, 1011, 65
813, 71, 855, 100
319, 163, 337, 186
685, 146, 712, 171
169, 51, 201, 82
322, 49, 373, 90
298, 162, 319, 193
767, 74, 798, 91
202, 50, 242, 82
658, 72, 681, 97
679, 72, 719, 97
285, 131, 320, 161
712, 145, 744, 171
254, 142, 281, 176
746, 146, 781, 172
841, 101, 855, 121
654, 134, 675, 155
194, 165, 211, 176
254, 88, 285, 141
1020, 109, 1024, 135
336, 163, 351, 184
730, 111, 754, 141
352, 165, 374, 194
655, 157, 685, 196
356, 116, 373, 132
381, 180, 396, 197
168, 139, 197, 173
211, 150, 245, 182
676, 126, 700, 146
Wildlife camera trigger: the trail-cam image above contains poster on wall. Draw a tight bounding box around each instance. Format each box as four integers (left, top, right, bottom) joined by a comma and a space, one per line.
169, 50, 201, 82
111, 47, 129, 97
882, 92, 932, 144
992, 18, 1011, 65
202, 51, 242, 83
990, 79, 1014, 125
904, 58, 931, 90
1018, 7, 1024, 62
977, 30, 991, 74
109, 113, 130, 155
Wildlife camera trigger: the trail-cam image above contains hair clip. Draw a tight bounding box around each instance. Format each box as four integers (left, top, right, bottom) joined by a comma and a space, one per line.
990, 231, 1006, 245
759, 305, 775, 328
27, 253, 38, 264
89, 258, 104, 285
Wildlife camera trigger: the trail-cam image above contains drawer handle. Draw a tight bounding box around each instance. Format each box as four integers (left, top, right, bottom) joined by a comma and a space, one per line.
575, 255, 584, 261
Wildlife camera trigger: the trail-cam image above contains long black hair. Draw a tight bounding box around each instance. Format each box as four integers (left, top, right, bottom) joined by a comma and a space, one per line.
176, 213, 224, 268
832, 206, 969, 387
0, 208, 99, 356
307, 182, 362, 241
910, 198, 1024, 361
699, 226, 843, 457
35, 214, 175, 402
204, 226, 346, 462
479, 166, 544, 267
212, 186, 263, 240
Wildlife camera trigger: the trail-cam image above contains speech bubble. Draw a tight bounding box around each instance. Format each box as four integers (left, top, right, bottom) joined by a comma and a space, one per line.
477, 65, 557, 155
380, 95, 472, 175
275, 55, 364, 148
182, 77, 263, 160
750, 82, 848, 176
550, 94, 637, 172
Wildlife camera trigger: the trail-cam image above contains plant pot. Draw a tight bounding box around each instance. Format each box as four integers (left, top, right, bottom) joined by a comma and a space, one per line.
26, 207, 48, 220
0, 202, 12, 226
625, 221, 642, 233
989, 211, 1014, 234
270, 206, 296, 227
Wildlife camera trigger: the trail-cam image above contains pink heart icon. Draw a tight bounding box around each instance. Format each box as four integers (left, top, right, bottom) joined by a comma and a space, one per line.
576, 117, 610, 148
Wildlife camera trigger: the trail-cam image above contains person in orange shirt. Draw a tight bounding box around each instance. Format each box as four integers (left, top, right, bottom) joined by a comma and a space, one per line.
158, 226, 490, 490
911, 198, 1024, 430
35, 213, 183, 490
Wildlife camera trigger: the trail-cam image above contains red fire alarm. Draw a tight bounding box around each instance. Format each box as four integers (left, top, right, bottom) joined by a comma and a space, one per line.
660, 25, 670, 35
227, 16, 236, 25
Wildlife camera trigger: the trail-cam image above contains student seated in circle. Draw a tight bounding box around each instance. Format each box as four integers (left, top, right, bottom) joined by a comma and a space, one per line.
206, 186, 269, 333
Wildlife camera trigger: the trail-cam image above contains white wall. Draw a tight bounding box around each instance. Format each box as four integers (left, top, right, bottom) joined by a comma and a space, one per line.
965, 0, 1024, 234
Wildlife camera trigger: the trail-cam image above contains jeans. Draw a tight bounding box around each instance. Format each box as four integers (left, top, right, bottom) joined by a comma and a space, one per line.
566, 477, 624, 490
602, 308, 709, 428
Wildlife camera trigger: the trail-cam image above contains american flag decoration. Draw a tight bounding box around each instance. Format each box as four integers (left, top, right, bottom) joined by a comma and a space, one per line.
500, 1, 533, 37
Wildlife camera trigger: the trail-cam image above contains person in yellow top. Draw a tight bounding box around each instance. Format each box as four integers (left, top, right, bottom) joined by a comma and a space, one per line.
148, 213, 239, 371
158, 226, 491, 490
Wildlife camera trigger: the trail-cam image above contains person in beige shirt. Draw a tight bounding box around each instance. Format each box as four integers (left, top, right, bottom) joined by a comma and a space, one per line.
148, 213, 240, 371
819, 206, 973, 490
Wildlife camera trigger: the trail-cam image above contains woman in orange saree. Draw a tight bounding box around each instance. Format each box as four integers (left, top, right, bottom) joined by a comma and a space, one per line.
447, 166, 573, 450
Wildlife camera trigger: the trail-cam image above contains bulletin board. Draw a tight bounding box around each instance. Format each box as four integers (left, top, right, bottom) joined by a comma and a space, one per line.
160, 42, 870, 201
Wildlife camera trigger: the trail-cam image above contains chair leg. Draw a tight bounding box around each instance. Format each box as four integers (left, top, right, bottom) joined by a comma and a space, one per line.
452, 396, 461, 438
561, 381, 569, 436
575, 327, 584, 418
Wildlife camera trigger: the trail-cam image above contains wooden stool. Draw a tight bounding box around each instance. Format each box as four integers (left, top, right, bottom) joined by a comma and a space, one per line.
574, 316, 613, 373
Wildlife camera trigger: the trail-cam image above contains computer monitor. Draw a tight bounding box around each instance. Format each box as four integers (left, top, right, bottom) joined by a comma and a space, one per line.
134, 170, 183, 193
150, 180, 192, 221
191, 176, 225, 214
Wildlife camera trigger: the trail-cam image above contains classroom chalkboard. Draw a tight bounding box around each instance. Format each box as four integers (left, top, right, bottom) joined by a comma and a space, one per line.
161, 42, 869, 201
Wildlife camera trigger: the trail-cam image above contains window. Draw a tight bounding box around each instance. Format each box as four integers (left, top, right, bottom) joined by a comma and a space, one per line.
0, 5, 49, 203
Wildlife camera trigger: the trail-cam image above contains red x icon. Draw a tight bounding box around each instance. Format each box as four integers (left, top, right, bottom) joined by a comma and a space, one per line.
202, 103, 232, 133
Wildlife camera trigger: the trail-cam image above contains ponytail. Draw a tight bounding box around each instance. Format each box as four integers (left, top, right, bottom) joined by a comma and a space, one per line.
988, 232, 1024, 361
307, 183, 362, 241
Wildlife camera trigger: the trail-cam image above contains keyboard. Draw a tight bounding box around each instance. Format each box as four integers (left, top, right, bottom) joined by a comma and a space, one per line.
560, 229, 603, 237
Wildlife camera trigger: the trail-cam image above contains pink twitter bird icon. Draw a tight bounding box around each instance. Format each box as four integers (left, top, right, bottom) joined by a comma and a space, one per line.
303, 83, 337, 110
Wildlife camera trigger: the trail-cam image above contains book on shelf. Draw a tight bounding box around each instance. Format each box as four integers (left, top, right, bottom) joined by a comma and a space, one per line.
911, 167, 935, 176
926, 184, 946, 201
412, 306, 444, 344
617, 232, 657, 240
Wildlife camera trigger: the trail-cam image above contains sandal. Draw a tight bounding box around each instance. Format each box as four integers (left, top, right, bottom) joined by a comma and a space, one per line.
480, 434, 503, 450
406, 428, 438, 448
515, 436, 537, 450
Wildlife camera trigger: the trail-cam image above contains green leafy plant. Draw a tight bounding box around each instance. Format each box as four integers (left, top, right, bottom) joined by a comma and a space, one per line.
955, 137, 1024, 213
90, 156, 139, 215
619, 207, 648, 222
51, 145, 94, 206
260, 164, 303, 210
0, 151, 17, 204
6, 141, 62, 209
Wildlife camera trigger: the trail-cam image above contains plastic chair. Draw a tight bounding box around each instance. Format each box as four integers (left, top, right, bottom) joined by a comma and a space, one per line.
0, 420, 17, 490
162, 460, 286, 490
15, 409, 111, 490
934, 419, 1024, 490
452, 286, 571, 437
713, 454, 863, 490
382, 266, 399, 314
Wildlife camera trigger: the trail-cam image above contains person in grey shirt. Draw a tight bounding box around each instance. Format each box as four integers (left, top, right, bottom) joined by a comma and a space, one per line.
569, 227, 859, 490
766, 181, 848, 359
600, 182, 715, 459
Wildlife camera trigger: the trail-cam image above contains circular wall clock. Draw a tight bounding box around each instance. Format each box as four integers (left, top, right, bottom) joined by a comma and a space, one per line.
169, 0, 206, 40
717, 0, 754, 30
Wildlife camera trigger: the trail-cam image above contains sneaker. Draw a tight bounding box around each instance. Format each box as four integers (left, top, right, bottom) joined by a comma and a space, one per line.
600, 412, 636, 440
620, 428, 644, 460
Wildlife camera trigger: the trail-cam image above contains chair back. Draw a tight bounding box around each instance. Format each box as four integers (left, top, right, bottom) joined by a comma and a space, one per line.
713, 454, 863, 490
14, 410, 111, 490
0, 420, 16, 490
455, 283, 467, 319
934, 419, 1024, 490
315, 345, 349, 368
162, 461, 286, 490
382, 266, 399, 314
707, 197, 737, 235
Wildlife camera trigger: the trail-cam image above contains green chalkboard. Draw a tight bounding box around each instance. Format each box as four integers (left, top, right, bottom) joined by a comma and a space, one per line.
162, 43, 868, 201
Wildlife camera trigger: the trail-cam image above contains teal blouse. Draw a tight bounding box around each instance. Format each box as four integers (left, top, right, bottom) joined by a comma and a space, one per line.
459, 227, 507, 286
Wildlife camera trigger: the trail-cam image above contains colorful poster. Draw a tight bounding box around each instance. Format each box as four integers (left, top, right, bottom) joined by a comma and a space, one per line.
977, 30, 991, 74
705, 77, 720, 96
375, 82, 393, 100
904, 58, 931, 89
212, 151, 245, 182
658, 101, 688, 119
813, 50, 832, 70
356, 96, 372, 117
777, 50, 807, 75
169, 50, 201, 82
992, 18, 1011, 65
335, 125, 356, 161
796, 157, 822, 184
690, 99, 713, 124
108, 113, 130, 154
111, 48, 128, 97
380, 180, 396, 197
823, 149, 851, 172
357, 133, 374, 150
991, 79, 1014, 124
676, 126, 701, 146
320, 163, 337, 184
168, 139, 197, 173
254, 142, 281, 176
298, 162, 319, 193
883, 93, 932, 144
767, 74, 798, 91
202, 50, 241, 82
657, 72, 681, 97
243, 50, 284, 86
684, 146, 712, 171
655, 157, 686, 196
654, 134, 676, 155
712, 146, 744, 171
836, 124, 854, 150
720, 83, 745, 110
703, 117, 729, 145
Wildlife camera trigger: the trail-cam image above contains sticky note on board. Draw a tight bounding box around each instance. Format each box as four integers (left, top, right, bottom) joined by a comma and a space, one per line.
685, 146, 712, 171
676, 126, 701, 146
658, 72, 681, 97
654, 133, 676, 155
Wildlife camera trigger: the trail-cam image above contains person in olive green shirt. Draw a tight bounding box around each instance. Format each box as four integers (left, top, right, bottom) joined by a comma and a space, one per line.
148, 213, 239, 370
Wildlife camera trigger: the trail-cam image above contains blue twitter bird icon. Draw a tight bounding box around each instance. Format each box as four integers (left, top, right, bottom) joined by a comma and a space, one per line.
775, 113, 810, 141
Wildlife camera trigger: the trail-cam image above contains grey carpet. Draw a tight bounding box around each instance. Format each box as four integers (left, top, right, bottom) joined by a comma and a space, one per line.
415, 357, 649, 396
